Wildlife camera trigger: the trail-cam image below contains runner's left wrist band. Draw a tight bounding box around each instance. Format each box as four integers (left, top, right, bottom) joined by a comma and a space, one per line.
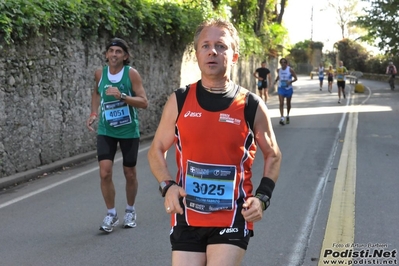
90, 112, 98, 117
159, 180, 178, 197
255, 177, 275, 199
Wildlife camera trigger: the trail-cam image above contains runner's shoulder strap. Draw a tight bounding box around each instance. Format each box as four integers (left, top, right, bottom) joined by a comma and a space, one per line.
174, 84, 258, 131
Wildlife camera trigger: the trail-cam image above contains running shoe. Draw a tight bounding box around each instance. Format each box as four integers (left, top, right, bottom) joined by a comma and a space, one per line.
123, 210, 137, 228
338, 100, 341, 104
100, 214, 119, 233
279, 119, 285, 126
286, 117, 290, 124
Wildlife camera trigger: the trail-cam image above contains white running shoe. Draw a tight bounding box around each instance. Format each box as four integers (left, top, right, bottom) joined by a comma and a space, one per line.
100, 214, 119, 233
123, 210, 137, 228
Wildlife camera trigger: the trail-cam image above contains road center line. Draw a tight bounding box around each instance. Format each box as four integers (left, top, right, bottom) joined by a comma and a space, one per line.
287, 87, 353, 266
318, 96, 358, 265
287, 130, 340, 266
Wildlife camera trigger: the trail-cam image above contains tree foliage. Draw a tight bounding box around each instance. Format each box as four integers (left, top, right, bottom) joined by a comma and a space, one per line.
355, 0, 399, 54
335, 39, 369, 71
288, 40, 311, 64
324, 0, 360, 39
0, 0, 290, 57
287, 40, 323, 64
323, 50, 338, 68
0, 0, 207, 49
229, 0, 288, 57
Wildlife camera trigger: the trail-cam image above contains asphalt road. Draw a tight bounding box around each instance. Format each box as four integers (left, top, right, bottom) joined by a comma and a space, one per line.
0, 76, 398, 266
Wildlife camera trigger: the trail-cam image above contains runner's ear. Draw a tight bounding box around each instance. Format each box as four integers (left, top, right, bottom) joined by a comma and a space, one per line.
232, 53, 239, 65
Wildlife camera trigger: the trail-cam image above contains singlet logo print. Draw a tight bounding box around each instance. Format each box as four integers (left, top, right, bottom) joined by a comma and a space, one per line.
189, 166, 209, 175
219, 228, 239, 235
184, 111, 202, 118
219, 113, 241, 125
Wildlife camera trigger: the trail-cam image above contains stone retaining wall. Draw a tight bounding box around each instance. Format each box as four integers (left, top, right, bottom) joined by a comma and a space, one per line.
0, 28, 263, 178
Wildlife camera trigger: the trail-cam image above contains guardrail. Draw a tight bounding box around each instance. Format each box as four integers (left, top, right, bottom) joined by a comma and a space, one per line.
346, 71, 363, 84
361, 73, 396, 82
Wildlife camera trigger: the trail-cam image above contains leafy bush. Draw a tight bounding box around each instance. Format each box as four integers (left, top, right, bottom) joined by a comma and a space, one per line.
364, 54, 399, 74
0, 0, 284, 56
0, 0, 206, 49
335, 39, 369, 72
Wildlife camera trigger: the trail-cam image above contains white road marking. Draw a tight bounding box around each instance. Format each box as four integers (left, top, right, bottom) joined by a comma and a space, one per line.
0, 145, 150, 209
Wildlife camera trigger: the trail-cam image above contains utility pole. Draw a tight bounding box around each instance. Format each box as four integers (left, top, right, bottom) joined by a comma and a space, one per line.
309, 4, 314, 68
310, 4, 313, 41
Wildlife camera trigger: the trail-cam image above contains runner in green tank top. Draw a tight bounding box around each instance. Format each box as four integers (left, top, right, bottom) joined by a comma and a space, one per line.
86, 38, 148, 233
97, 65, 140, 138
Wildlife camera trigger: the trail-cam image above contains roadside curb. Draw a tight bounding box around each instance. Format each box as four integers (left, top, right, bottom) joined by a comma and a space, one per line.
0, 134, 154, 190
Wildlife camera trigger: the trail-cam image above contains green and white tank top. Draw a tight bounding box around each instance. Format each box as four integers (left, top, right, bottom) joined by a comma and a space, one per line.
97, 65, 140, 138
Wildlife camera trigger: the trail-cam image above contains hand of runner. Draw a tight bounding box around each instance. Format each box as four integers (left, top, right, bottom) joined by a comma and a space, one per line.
241, 197, 263, 222
105, 86, 121, 99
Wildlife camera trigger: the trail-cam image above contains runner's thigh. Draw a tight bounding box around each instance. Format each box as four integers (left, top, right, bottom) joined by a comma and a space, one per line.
206, 244, 246, 266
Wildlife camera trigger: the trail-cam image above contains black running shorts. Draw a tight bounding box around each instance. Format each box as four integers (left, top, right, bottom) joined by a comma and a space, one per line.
257, 80, 268, 90
170, 225, 252, 252
96, 135, 139, 167
337, 80, 346, 89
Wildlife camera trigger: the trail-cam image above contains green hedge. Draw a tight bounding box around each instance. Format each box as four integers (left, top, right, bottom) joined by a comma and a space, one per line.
0, 0, 205, 48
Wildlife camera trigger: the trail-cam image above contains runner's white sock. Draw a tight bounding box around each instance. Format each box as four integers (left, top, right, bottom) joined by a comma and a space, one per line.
126, 205, 135, 212
107, 208, 117, 216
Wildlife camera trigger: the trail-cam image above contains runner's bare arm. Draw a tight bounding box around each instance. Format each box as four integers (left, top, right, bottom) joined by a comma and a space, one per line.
148, 93, 187, 214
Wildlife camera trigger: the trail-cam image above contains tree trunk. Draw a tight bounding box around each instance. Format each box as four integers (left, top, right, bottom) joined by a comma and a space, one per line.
255, 0, 267, 34
276, 0, 286, 24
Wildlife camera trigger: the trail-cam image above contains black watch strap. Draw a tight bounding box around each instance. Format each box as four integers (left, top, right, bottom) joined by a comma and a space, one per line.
159, 180, 177, 197
255, 193, 270, 211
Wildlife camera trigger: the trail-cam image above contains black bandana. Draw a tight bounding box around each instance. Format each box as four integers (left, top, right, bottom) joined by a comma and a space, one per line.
107, 40, 128, 53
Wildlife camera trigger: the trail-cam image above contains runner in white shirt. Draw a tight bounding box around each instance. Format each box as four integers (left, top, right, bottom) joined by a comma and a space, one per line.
274, 58, 298, 125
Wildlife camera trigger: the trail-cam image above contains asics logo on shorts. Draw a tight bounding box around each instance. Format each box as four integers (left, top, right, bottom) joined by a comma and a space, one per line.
184, 111, 202, 118
219, 228, 239, 235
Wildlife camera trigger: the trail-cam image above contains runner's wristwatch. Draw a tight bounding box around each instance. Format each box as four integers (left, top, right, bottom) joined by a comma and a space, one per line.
159, 180, 177, 197
255, 193, 270, 211
120, 93, 127, 100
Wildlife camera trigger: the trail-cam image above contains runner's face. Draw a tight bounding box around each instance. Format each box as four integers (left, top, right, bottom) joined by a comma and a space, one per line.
195, 26, 238, 79
106, 46, 127, 67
